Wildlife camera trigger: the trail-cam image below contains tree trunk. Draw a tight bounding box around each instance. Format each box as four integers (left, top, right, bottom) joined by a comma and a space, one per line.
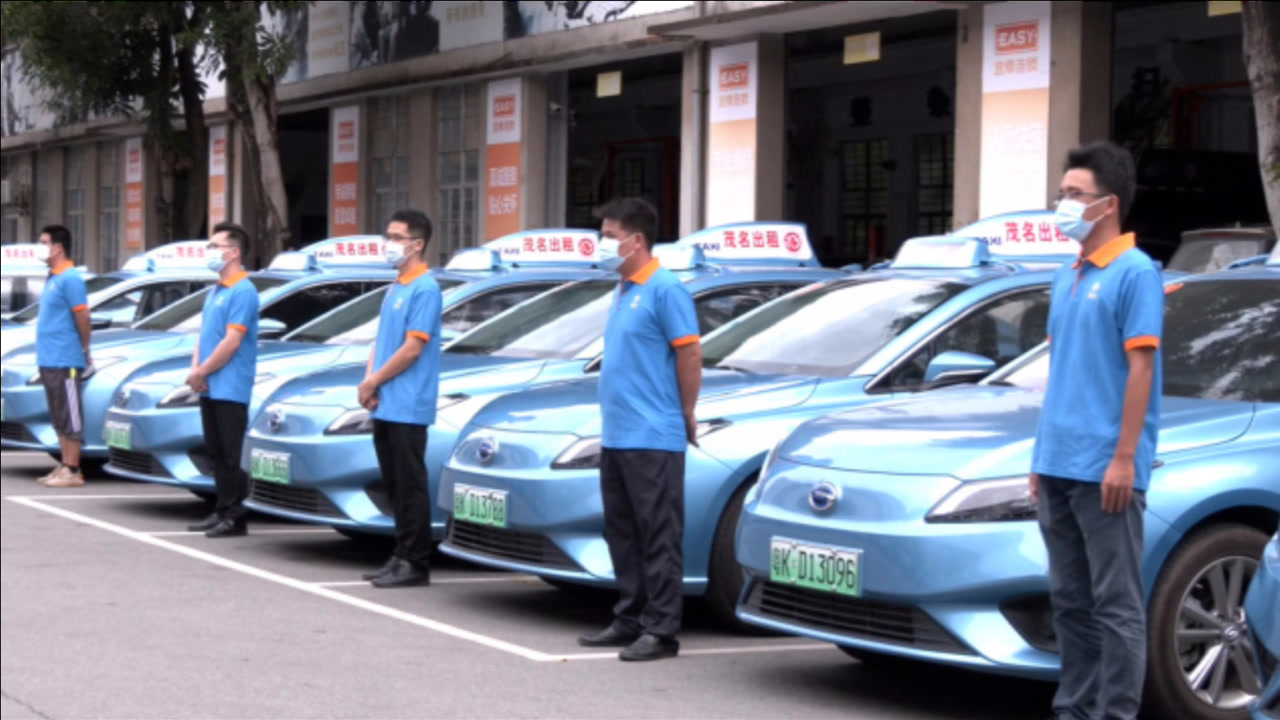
242, 74, 289, 261
176, 42, 208, 240
1242, 1, 1280, 237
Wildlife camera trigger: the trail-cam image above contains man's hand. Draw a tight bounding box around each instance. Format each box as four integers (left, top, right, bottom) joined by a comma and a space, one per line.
185, 368, 208, 394
684, 411, 699, 448
1101, 456, 1135, 514
1029, 473, 1039, 503
357, 377, 380, 411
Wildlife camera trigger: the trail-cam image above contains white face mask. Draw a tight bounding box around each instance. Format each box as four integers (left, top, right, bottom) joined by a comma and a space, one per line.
34, 244, 51, 263
598, 234, 636, 273
384, 242, 408, 268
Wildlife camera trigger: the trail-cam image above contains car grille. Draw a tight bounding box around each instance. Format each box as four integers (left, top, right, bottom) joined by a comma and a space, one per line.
249, 481, 343, 519
445, 518, 577, 570
0, 422, 36, 444
107, 449, 172, 478
742, 580, 975, 655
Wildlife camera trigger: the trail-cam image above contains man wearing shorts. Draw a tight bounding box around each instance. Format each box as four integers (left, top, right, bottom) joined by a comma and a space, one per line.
33, 225, 92, 488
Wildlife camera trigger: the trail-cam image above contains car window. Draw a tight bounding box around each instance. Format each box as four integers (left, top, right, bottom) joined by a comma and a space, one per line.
133, 281, 206, 322
701, 278, 970, 377
284, 286, 389, 346
884, 288, 1051, 391
1168, 239, 1266, 274
449, 281, 613, 359
5, 277, 47, 319
441, 282, 562, 336
694, 283, 809, 337
1162, 278, 1280, 402
95, 289, 145, 325
260, 281, 372, 334
134, 276, 287, 332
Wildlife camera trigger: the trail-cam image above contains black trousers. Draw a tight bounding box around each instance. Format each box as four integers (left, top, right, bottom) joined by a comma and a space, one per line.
371, 419, 433, 568
600, 448, 685, 639
199, 398, 249, 519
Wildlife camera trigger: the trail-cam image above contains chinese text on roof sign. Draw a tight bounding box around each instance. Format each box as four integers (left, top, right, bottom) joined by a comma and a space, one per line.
681, 223, 815, 263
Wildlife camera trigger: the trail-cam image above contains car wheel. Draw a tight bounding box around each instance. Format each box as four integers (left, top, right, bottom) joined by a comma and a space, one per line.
706, 479, 760, 632
1144, 523, 1267, 720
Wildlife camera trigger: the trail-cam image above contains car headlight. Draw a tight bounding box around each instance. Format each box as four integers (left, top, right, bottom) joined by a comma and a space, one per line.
926, 477, 1037, 523
325, 408, 374, 436
551, 437, 602, 470
745, 439, 785, 505
438, 393, 469, 410
27, 356, 125, 385
158, 385, 200, 409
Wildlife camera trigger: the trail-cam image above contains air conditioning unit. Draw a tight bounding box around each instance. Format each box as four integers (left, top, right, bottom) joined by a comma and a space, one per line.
0, 179, 9, 205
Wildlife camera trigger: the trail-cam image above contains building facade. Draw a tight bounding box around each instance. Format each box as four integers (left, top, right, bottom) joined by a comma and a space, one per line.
0, 1, 1258, 270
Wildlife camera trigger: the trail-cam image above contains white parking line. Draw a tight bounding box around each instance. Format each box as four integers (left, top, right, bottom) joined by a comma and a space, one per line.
314, 575, 537, 588
4, 493, 193, 501
7, 495, 561, 662
146, 528, 337, 537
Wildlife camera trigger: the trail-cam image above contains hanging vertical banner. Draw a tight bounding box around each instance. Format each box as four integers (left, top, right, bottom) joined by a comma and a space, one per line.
207, 125, 228, 235
979, 1, 1052, 219
485, 77, 523, 241
331, 105, 360, 237
705, 42, 758, 228
124, 137, 145, 250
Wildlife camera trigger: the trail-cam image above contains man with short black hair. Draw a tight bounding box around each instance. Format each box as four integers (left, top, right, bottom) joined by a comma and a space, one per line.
577, 197, 701, 662
187, 222, 260, 538
1032, 140, 1162, 720
34, 224, 92, 488
358, 209, 442, 588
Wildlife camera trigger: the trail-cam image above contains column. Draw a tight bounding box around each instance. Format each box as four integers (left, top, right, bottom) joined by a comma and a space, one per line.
679, 42, 708, 238
408, 88, 436, 220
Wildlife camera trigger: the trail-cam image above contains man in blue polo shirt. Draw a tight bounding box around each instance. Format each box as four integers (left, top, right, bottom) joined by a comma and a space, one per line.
186, 222, 260, 539
1031, 141, 1163, 720
34, 225, 92, 489
577, 197, 701, 662
356, 209, 442, 589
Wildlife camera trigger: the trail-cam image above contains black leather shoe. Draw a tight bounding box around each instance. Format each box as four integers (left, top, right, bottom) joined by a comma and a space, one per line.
205, 517, 247, 538
577, 624, 641, 648
362, 555, 399, 581
619, 633, 679, 662
371, 558, 429, 588
187, 513, 222, 532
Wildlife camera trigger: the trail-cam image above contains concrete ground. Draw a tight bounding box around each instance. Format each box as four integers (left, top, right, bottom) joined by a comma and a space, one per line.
1, 452, 1058, 719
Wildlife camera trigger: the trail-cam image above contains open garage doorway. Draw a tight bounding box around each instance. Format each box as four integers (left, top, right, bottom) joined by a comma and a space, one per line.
277, 108, 331, 248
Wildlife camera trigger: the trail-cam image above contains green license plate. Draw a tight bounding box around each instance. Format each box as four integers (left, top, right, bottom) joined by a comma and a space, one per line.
104, 420, 131, 450
249, 448, 290, 485
453, 484, 507, 528
769, 537, 862, 596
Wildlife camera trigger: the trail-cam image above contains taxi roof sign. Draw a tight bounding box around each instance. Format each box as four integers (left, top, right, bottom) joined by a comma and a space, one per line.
892, 235, 991, 269
653, 243, 707, 272
951, 211, 1083, 260
445, 229, 602, 271
267, 251, 320, 273
301, 235, 387, 267
678, 222, 819, 267
121, 240, 216, 272
1, 243, 48, 273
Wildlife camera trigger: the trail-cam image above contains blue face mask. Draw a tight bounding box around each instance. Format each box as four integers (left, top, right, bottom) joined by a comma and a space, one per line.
1053, 197, 1107, 242
206, 252, 228, 274
598, 235, 635, 273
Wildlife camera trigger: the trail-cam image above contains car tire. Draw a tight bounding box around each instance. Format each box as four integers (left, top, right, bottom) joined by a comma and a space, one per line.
706, 479, 763, 632
1143, 522, 1267, 720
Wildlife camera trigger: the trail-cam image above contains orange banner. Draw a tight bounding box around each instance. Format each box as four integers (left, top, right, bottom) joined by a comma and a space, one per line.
331, 106, 360, 237
208, 125, 228, 235
124, 137, 144, 250
485, 142, 521, 240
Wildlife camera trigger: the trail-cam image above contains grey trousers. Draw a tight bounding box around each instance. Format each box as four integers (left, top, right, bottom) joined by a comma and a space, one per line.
1037, 474, 1147, 720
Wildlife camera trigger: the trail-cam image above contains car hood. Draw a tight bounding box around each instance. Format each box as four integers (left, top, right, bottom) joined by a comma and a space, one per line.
2, 330, 189, 375
123, 341, 333, 387
268, 353, 530, 409
781, 386, 1256, 479
470, 370, 820, 437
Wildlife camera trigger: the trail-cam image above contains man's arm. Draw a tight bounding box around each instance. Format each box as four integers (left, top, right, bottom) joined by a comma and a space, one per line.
196, 327, 246, 377
1102, 346, 1156, 513
357, 335, 425, 409
73, 306, 92, 366
675, 342, 702, 446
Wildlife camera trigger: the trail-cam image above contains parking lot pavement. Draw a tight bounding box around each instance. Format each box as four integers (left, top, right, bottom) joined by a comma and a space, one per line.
2, 451, 1057, 719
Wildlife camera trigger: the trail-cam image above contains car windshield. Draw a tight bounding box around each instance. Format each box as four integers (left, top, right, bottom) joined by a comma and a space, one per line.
7, 275, 123, 323
437, 278, 464, 293
133, 277, 287, 332
988, 349, 1049, 391
1162, 278, 1280, 402
1167, 239, 1267, 274
448, 280, 617, 360
701, 277, 970, 377
284, 287, 387, 346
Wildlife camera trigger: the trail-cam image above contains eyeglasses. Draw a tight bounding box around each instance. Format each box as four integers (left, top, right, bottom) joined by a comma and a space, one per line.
1054, 191, 1107, 205
383, 234, 423, 242
206, 243, 234, 251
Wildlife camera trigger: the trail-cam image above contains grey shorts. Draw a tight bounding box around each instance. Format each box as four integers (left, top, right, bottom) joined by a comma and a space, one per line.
39, 367, 84, 441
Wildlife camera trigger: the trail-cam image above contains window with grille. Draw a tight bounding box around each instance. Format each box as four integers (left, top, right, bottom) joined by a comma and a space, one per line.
436, 84, 481, 267
915, 133, 954, 236
65, 146, 86, 264
36, 151, 57, 233
369, 95, 411, 236
840, 139, 889, 264
1, 156, 19, 245
99, 142, 122, 271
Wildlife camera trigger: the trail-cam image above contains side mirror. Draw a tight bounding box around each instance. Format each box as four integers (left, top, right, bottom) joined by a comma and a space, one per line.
924, 351, 997, 387
89, 313, 114, 331
259, 318, 288, 340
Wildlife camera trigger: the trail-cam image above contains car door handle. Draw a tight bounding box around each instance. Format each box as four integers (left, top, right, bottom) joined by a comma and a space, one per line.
1153, 460, 1165, 469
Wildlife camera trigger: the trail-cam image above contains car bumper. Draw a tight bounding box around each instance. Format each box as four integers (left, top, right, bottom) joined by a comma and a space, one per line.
101, 405, 214, 491
1, 383, 60, 454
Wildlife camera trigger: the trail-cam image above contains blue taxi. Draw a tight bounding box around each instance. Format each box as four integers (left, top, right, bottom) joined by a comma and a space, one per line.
0, 236, 407, 460
1, 241, 217, 358
436, 218, 1079, 623
238, 223, 842, 539
733, 258, 1279, 720
101, 229, 613, 496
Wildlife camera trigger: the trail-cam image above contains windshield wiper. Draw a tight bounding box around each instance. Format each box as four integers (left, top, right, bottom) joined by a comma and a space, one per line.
985, 380, 1017, 387
713, 364, 755, 374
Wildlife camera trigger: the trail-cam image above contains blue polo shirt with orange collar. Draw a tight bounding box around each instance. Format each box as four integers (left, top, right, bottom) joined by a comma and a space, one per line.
198, 272, 259, 405
600, 258, 700, 453
1032, 233, 1164, 491
35, 261, 89, 369
371, 263, 443, 426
